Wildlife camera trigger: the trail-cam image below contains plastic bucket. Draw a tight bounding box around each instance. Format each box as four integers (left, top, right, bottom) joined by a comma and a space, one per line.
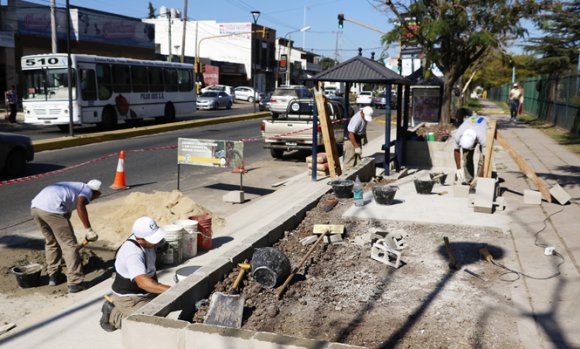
429, 172, 447, 185
372, 185, 399, 205
174, 219, 198, 259
250, 247, 291, 288
161, 224, 184, 265
174, 265, 201, 283
189, 215, 212, 251
414, 179, 435, 194
328, 180, 354, 199
10, 263, 42, 288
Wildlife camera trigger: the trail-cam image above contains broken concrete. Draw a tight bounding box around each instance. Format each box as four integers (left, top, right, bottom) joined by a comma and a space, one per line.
550, 183, 571, 205
523, 189, 542, 205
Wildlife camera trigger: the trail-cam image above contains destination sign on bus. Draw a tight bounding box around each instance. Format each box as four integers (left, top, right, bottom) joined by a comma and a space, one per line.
22, 56, 67, 68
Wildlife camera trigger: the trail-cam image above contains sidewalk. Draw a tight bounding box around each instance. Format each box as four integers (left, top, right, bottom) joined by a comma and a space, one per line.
0, 103, 578, 349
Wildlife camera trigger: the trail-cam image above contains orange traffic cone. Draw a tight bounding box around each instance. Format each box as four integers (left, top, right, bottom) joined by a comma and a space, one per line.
110, 150, 129, 190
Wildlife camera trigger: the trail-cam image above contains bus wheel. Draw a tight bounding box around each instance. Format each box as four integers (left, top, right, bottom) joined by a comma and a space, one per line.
101, 108, 117, 131
164, 103, 176, 123
270, 149, 284, 159
57, 124, 70, 132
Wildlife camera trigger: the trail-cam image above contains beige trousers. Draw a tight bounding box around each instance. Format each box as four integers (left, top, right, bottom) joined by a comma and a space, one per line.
109, 293, 155, 329
343, 141, 361, 170
31, 208, 84, 285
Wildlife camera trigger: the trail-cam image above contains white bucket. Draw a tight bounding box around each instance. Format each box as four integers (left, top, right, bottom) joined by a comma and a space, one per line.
174, 219, 198, 259
161, 224, 184, 265
174, 265, 201, 283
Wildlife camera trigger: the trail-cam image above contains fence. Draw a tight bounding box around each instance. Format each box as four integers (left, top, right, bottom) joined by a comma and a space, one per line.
488, 73, 580, 135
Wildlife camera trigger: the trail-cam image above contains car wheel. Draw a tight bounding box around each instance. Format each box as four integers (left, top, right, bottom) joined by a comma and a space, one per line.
226, 101, 232, 110
248, 96, 254, 103
5, 148, 26, 178
270, 149, 284, 159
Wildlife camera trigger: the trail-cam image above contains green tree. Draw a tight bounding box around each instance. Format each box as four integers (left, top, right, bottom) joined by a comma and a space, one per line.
380, 0, 545, 124
320, 57, 338, 70
148, 2, 156, 19
525, 0, 579, 75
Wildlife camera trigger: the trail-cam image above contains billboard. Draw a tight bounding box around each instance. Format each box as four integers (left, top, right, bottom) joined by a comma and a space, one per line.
177, 138, 244, 169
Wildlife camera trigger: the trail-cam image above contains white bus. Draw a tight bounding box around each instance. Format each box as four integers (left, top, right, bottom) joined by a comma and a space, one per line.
21, 54, 196, 130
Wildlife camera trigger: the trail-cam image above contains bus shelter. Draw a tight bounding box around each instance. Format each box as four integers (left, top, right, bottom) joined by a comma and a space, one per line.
309, 51, 411, 175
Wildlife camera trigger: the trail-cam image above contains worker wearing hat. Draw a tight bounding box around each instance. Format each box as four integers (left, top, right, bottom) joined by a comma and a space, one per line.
508, 83, 522, 122
100, 216, 170, 332
31, 179, 102, 293
344, 106, 374, 170
453, 112, 488, 185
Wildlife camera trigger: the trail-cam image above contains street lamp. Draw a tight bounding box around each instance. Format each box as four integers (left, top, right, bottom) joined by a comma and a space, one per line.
251, 11, 260, 114
284, 26, 311, 86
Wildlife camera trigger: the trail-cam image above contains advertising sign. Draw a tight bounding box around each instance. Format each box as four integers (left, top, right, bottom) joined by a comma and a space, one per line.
279, 54, 288, 73
401, 16, 420, 49
203, 65, 219, 86
178, 138, 244, 169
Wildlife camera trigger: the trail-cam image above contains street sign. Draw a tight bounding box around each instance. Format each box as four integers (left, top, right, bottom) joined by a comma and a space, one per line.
280, 54, 287, 73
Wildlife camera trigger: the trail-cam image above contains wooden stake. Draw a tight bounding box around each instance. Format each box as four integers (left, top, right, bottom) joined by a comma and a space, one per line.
314, 91, 341, 178
483, 119, 496, 178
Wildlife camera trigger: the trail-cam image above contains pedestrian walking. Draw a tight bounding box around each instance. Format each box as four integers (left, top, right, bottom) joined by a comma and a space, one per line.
453, 112, 488, 185
5, 85, 18, 123
508, 83, 522, 122
100, 216, 170, 332
344, 106, 373, 170
30, 180, 102, 293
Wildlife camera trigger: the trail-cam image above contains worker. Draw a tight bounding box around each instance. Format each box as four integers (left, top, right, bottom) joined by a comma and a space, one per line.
508, 83, 522, 122
344, 106, 374, 170
453, 112, 488, 185
30, 179, 102, 293
100, 216, 170, 332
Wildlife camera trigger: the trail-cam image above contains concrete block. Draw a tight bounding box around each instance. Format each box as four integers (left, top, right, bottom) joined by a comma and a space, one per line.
300, 235, 318, 245
523, 189, 542, 205
324, 234, 343, 244
494, 196, 507, 211
220, 243, 254, 265
196, 258, 234, 293
550, 184, 571, 205
253, 331, 328, 349
123, 314, 187, 349
474, 177, 496, 214
223, 190, 245, 203
241, 232, 271, 249
370, 239, 402, 268
186, 323, 254, 349
453, 184, 470, 198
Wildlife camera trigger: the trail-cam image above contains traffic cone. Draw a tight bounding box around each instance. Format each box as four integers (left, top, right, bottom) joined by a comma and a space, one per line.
110, 151, 129, 190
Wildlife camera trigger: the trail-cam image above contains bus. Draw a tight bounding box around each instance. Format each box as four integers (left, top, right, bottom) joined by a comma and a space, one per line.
21, 54, 196, 130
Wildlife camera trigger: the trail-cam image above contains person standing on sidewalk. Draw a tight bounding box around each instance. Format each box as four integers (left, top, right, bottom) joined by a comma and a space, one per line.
344, 106, 374, 170
453, 113, 488, 185
5, 85, 18, 123
508, 83, 522, 122
100, 216, 170, 332
30, 180, 102, 293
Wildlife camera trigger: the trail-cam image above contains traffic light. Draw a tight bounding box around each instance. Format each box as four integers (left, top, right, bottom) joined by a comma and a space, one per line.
338, 13, 344, 29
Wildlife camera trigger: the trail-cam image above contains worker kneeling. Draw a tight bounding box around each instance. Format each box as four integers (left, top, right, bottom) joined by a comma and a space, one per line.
453, 112, 487, 185
100, 216, 171, 332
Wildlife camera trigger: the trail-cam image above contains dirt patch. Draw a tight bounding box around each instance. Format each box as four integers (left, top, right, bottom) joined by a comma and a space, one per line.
194, 181, 519, 348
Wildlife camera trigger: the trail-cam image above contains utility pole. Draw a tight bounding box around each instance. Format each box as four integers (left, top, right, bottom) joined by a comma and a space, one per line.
167, 10, 172, 62
334, 31, 341, 63
180, 0, 188, 63
50, 0, 57, 53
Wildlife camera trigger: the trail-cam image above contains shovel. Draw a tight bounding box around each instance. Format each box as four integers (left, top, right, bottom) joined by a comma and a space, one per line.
204, 263, 250, 328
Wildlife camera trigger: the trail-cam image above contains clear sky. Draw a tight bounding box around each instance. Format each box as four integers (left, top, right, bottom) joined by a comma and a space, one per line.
28, 0, 398, 61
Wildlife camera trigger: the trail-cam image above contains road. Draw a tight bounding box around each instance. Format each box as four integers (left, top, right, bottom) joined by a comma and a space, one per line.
0, 115, 309, 242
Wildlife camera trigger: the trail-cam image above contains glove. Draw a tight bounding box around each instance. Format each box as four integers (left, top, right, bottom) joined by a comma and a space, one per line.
455, 169, 465, 183
85, 228, 99, 242
354, 147, 362, 155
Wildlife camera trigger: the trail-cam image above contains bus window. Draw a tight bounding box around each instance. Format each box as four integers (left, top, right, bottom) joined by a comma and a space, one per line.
164, 68, 178, 92
96, 64, 112, 100
177, 69, 193, 92
131, 66, 148, 92
80, 69, 97, 100
112, 64, 131, 93
149, 67, 163, 92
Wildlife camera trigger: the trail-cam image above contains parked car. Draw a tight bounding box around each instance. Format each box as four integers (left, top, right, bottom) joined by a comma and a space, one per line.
196, 91, 233, 110
200, 84, 234, 96
233, 86, 261, 102
259, 92, 272, 111
269, 85, 313, 119
355, 91, 373, 106
0, 132, 34, 178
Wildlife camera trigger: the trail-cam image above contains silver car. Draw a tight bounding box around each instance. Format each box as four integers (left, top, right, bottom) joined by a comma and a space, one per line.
196, 91, 233, 110
269, 85, 312, 118
0, 132, 34, 178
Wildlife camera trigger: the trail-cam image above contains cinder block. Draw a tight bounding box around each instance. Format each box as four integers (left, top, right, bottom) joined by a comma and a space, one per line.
494, 196, 507, 211
324, 234, 343, 244
523, 189, 542, 205
186, 323, 253, 349
253, 330, 328, 349
223, 190, 245, 203
300, 235, 318, 246
550, 184, 571, 205
371, 239, 402, 268
474, 177, 496, 214
123, 314, 188, 349
453, 184, 470, 198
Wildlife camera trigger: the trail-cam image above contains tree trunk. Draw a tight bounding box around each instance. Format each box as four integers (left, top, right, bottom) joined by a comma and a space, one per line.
440, 73, 455, 125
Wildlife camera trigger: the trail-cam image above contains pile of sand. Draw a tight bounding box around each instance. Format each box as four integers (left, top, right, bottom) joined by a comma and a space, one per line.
71, 190, 223, 247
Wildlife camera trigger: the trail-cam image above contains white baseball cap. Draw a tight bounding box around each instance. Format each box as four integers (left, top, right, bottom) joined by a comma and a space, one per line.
459, 129, 477, 149
132, 216, 166, 244
362, 106, 374, 122
86, 179, 102, 192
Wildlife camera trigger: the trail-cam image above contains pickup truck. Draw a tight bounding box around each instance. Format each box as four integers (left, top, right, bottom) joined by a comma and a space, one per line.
260, 98, 346, 159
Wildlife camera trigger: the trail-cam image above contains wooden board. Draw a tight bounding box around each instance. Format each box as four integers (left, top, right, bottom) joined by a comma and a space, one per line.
496, 131, 551, 202
314, 91, 341, 178
483, 119, 497, 178
313, 224, 345, 235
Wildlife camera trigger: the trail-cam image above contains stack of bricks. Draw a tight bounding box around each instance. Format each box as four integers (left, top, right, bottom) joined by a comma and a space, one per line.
306, 153, 330, 177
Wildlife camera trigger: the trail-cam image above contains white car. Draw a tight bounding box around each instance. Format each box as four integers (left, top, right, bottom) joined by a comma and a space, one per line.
200, 84, 234, 96
356, 91, 373, 106
233, 86, 261, 102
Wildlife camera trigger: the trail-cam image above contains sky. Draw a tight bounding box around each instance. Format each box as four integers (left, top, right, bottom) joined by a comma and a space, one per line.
27, 0, 399, 61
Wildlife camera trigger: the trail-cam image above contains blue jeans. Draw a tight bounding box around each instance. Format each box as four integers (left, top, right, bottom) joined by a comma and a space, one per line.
509, 100, 519, 120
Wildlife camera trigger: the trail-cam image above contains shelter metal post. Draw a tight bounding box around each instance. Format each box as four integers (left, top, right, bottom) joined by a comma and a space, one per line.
311, 98, 318, 181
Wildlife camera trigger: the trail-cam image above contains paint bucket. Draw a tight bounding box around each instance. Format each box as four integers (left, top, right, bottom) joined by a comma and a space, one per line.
328, 180, 354, 199
174, 219, 198, 259
414, 179, 435, 194
160, 224, 184, 265
251, 247, 291, 288
426, 132, 436, 141
174, 265, 201, 283
189, 215, 212, 251
10, 263, 42, 288
372, 185, 399, 205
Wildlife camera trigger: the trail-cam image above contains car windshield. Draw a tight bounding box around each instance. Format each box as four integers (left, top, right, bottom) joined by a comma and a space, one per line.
201, 92, 218, 97
273, 88, 312, 98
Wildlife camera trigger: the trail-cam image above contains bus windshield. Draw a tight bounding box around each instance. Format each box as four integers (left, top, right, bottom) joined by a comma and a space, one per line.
22, 68, 77, 101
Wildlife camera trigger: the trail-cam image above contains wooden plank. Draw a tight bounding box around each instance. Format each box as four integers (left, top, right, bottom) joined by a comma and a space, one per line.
496, 131, 551, 202
483, 119, 497, 178
314, 91, 342, 178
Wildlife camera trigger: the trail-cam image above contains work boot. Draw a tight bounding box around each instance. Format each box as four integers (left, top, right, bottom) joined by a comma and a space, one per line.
100, 301, 117, 332
67, 282, 86, 293
48, 272, 63, 286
